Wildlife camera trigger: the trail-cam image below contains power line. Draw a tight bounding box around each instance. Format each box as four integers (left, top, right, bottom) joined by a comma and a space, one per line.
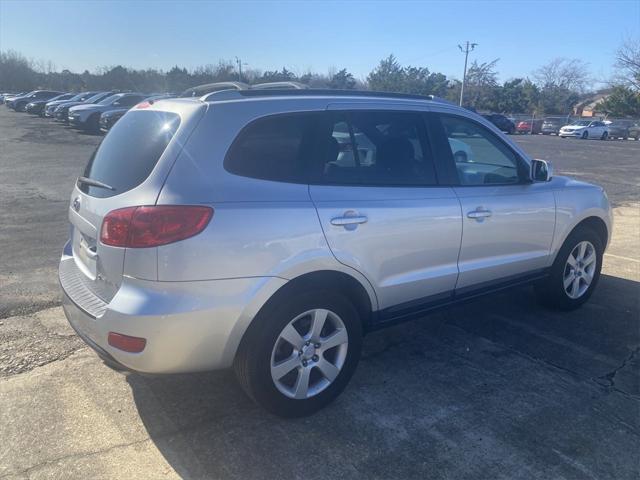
458, 41, 477, 106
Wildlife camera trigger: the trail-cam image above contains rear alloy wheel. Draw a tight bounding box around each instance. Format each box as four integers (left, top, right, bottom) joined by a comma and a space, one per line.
234, 291, 362, 417
535, 226, 603, 310
581, 130, 589, 140
270, 309, 348, 400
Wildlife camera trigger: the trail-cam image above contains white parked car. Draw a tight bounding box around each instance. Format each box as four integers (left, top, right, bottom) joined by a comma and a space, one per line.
559, 120, 609, 140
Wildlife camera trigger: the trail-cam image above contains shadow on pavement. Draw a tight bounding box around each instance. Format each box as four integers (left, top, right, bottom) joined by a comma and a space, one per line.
127, 274, 639, 479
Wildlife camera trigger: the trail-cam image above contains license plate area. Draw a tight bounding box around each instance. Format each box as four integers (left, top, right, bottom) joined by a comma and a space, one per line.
73, 228, 97, 279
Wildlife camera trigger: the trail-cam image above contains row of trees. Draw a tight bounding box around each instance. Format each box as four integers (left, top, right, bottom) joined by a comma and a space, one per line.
1, 39, 638, 116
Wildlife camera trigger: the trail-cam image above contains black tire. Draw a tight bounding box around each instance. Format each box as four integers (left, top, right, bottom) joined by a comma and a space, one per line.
535, 226, 603, 311
85, 113, 101, 134
234, 290, 363, 417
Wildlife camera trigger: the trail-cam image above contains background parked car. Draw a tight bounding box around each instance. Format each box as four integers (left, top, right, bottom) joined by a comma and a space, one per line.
68, 92, 146, 132
25, 93, 74, 115
44, 91, 101, 118
99, 93, 174, 132
541, 117, 568, 135
53, 91, 114, 122
482, 113, 515, 134
9, 90, 63, 111
559, 120, 609, 140
516, 119, 543, 134
3, 92, 28, 108
0, 92, 24, 104
606, 120, 634, 139
629, 122, 640, 140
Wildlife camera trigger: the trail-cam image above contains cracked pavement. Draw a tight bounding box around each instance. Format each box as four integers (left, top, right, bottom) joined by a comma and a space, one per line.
0, 109, 638, 479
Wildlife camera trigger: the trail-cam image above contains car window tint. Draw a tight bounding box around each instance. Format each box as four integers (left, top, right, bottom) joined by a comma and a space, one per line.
440, 114, 520, 186
320, 111, 436, 186
225, 114, 313, 183
79, 111, 180, 198
118, 95, 143, 107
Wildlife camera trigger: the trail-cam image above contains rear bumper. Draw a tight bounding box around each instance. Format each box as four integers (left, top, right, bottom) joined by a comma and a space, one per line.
59, 251, 286, 374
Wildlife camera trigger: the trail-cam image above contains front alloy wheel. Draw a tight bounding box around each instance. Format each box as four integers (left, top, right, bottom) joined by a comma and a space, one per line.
535, 226, 603, 310
563, 241, 597, 299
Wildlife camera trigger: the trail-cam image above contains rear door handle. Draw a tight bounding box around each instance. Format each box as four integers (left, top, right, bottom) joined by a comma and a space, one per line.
467, 208, 492, 220
330, 212, 368, 230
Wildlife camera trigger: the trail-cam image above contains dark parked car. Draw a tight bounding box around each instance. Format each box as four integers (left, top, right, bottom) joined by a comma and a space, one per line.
44, 91, 101, 118
629, 123, 640, 140
9, 90, 64, 111
25, 93, 75, 115
606, 120, 634, 139
482, 113, 515, 134
99, 94, 174, 132
69, 92, 146, 132
541, 117, 568, 135
53, 92, 114, 122
516, 119, 543, 134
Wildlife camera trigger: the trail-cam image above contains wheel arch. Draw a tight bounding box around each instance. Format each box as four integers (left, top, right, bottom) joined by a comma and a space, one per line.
574, 216, 608, 249
224, 269, 377, 367
551, 215, 610, 266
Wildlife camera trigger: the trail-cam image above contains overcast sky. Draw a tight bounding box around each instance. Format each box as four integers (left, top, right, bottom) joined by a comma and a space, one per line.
1, 0, 638, 86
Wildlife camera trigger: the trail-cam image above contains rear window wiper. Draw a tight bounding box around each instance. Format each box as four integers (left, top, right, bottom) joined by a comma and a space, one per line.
77, 176, 115, 191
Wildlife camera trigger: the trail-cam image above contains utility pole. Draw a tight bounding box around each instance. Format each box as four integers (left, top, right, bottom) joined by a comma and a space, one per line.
235, 56, 243, 82
458, 41, 477, 107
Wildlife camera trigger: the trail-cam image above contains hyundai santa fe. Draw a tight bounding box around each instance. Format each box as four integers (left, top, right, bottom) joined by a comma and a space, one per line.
59, 88, 612, 417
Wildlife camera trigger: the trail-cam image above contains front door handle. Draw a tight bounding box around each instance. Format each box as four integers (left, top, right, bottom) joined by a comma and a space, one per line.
331, 212, 368, 230
467, 208, 492, 221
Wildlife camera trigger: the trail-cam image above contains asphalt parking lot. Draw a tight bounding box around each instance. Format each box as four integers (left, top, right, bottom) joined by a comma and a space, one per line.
0, 108, 638, 479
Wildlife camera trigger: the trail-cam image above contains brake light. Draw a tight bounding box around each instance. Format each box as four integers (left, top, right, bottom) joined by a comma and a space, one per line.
100, 205, 213, 248
108, 332, 146, 353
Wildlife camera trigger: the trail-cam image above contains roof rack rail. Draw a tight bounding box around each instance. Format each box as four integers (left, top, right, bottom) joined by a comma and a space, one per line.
196, 87, 456, 104
250, 81, 309, 90
236, 88, 443, 102
181, 81, 249, 98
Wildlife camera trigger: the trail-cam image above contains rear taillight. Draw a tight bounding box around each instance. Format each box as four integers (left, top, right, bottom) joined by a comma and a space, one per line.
100, 205, 213, 248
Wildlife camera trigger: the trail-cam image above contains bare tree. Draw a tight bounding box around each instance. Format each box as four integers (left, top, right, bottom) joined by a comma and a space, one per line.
613, 37, 640, 90
533, 58, 591, 92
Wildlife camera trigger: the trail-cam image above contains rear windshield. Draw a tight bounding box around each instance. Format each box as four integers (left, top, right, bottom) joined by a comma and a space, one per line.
79, 111, 180, 198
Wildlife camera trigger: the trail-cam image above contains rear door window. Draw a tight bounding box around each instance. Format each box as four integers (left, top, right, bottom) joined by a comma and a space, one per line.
317, 111, 437, 186
79, 111, 180, 198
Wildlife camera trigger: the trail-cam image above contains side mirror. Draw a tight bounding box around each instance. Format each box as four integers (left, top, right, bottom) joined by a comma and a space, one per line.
531, 159, 553, 182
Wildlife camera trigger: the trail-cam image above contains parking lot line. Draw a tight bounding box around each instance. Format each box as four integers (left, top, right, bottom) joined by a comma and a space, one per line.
605, 253, 640, 263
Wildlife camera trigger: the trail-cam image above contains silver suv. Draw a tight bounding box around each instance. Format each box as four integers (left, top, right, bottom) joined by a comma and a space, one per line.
59, 88, 612, 417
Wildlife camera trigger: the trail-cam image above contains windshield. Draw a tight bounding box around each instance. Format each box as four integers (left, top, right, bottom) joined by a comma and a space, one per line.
572, 120, 591, 126
71, 92, 92, 101
97, 94, 119, 105
83, 92, 104, 103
